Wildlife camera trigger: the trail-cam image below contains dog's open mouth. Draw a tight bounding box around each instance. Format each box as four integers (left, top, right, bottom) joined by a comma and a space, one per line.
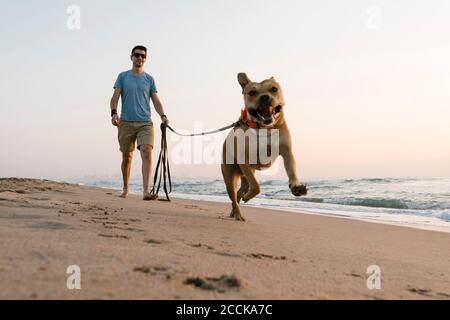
248, 105, 282, 125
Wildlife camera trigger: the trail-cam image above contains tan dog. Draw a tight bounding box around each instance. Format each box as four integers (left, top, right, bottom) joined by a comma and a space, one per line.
221, 73, 307, 221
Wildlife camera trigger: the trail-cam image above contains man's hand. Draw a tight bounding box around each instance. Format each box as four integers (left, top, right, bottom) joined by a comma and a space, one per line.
112, 114, 121, 126
161, 114, 169, 126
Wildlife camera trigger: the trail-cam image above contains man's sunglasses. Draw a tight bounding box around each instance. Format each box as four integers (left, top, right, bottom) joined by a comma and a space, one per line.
133, 53, 146, 59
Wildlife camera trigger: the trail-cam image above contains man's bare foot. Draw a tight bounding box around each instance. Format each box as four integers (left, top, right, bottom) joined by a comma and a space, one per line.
143, 192, 158, 201
119, 190, 128, 198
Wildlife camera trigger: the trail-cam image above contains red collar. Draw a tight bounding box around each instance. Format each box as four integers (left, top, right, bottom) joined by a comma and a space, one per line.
240, 109, 260, 129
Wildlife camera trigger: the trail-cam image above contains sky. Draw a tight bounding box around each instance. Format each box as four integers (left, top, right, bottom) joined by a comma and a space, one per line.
0, 0, 449, 181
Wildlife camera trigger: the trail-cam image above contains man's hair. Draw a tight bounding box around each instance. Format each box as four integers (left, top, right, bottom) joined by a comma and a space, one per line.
131, 45, 147, 55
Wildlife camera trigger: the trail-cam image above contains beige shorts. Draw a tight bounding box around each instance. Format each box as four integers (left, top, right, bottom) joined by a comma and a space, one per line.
118, 121, 154, 153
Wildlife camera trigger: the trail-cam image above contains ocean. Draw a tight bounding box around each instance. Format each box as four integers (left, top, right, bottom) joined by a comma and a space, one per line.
63, 176, 450, 233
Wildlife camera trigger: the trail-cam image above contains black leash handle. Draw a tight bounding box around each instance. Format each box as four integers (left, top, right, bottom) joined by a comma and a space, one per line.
150, 123, 172, 201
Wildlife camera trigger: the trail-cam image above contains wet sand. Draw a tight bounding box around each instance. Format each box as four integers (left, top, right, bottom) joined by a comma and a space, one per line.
0, 178, 449, 299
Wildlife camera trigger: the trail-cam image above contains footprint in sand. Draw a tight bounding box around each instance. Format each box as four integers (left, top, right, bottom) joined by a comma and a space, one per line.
102, 225, 143, 232
144, 239, 168, 245
184, 275, 241, 293
214, 251, 241, 258
247, 253, 286, 260
58, 209, 77, 215
133, 265, 170, 275
347, 272, 363, 278
407, 287, 450, 298
28, 197, 51, 201
90, 216, 109, 221
30, 221, 72, 230
188, 243, 215, 250
102, 221, 119, 225
185, 241, 240, 257
98, 233, 129, 240
114, 218, 141, 222
182, 204, 207, 211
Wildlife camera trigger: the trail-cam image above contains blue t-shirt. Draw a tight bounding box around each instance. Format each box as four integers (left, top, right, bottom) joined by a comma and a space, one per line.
113, 70, 157, 122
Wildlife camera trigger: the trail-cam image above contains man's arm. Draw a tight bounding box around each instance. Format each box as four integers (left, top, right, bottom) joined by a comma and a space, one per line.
151, 92, 168, 124
110, 88, 121, 126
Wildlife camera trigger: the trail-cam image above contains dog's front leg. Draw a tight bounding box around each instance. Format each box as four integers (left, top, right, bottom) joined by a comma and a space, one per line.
238, 165, 260, 202
280, 145, 307, 196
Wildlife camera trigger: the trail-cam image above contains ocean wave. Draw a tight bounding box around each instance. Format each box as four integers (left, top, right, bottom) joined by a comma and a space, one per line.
435, 212, 450, 222
341, 178, 411, 184
306, 184, 340, 190
299, 198, 324, 203
211, 191, 227, 196
334, 198, 409, 209
285, 197, 410, 209
259, 180, 285, 186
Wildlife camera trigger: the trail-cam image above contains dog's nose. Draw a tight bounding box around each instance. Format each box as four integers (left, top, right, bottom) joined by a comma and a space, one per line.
260, 95, 270, 101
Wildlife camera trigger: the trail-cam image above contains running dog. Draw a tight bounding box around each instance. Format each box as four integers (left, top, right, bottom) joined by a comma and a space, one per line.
221, 73, 307, 221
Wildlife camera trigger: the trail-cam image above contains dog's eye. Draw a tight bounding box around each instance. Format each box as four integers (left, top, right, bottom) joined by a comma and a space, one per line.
248, 90, 257, 97
271, 87, 278, 93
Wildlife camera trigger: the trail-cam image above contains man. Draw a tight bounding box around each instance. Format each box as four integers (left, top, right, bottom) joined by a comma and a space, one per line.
110, 45, 168, 200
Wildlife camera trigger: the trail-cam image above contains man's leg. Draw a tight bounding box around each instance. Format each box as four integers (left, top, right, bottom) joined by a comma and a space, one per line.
140, 144, 156, 200
120, 151, 133, 198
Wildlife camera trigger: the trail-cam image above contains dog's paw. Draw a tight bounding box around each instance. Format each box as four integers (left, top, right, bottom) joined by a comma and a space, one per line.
242, 187, 260, 203
229, 209, 245, 221
290, 184, 307, 196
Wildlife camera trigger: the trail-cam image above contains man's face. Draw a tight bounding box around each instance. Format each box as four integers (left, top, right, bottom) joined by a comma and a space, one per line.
131, 49, 147, 68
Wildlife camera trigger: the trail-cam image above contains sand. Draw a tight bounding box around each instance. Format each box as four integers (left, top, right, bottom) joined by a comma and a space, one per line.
0, 178, 449, 300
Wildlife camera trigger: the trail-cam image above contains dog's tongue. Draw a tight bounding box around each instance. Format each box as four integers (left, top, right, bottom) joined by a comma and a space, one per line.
261, 106, 273, 117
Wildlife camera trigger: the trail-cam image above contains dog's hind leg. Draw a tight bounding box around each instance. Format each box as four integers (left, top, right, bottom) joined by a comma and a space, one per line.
237, 176, 249, 204
224, 174, 245, 221
238, 165, 260, 203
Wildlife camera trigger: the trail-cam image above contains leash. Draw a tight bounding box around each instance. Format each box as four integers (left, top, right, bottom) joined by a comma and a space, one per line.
150, 119, 243, 201
166, 120, 243, 136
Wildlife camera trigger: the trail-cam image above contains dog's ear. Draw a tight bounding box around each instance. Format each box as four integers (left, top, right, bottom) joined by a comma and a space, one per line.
237, 73, 251, 91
